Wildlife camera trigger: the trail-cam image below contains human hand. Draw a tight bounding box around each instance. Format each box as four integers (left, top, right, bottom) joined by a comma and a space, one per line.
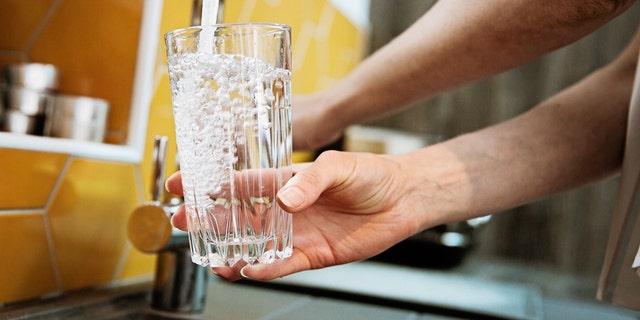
292, 94, 344, 151
166, 151, 425, 281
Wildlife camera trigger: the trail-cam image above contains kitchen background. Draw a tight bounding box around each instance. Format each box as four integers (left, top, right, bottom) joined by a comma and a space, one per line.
1, 0, 640, 309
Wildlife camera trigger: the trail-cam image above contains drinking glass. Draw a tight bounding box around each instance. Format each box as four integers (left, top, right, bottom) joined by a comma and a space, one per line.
164, 23, 293, 267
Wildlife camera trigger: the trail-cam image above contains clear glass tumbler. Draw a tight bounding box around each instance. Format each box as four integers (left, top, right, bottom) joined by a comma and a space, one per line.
164, 23, 293, 267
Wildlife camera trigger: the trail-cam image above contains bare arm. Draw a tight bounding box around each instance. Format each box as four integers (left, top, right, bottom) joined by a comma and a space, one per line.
296, 0, 635, 150
406, 25, 639, 229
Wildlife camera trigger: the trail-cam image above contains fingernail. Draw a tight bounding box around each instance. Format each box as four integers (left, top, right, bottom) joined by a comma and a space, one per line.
279, 187, 305, 208
240, 266, 252, 280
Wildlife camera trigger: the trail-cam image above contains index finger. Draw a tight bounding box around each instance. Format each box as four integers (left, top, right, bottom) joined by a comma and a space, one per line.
165, 171, 184, 196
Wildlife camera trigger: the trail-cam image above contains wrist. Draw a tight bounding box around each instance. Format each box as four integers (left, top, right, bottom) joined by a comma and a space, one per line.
395, 145, 473, 232
321, 88, 356, 135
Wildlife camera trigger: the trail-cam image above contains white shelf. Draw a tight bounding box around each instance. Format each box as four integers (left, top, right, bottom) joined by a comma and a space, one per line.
0, 133, 141, 163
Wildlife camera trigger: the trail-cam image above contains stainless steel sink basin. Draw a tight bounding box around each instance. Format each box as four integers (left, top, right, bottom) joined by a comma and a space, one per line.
3, 261, 640, 320
0, 283, 151, 320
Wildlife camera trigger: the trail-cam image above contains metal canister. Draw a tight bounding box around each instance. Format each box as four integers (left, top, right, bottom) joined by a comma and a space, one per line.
45, 94, 110, 142
1, 63, 59, 134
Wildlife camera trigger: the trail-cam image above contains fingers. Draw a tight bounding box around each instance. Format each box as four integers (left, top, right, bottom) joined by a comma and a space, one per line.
239, 251, 309, 280
212, 255, 304, 281
277, 151, 343, 212
165, 171, 183, 196
170, 204, 187, 230
164, 171, 187, 230
167, 163, 312, 213
212, 260, 248, 282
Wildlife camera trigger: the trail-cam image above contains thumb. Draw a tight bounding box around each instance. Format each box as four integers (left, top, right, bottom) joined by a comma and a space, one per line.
277, 155, 339, 212
277, 171, 321, 212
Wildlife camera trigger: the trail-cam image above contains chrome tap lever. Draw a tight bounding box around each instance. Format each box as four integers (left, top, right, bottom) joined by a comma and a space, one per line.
151, 135, 168, 204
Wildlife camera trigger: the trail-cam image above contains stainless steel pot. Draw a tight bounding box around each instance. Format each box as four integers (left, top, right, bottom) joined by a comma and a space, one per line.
0, 86, 53, 134
2, 63, 59, 92
45, 95, 109, 142
1, 86, 53, 116
1, 63, 59, 134
4, 110, 46, 135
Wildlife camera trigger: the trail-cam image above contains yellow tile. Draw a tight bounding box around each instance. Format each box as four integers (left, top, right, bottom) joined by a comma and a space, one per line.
47, 158, 141, 291
293, 151, 315, 163
29, 0, 143, 145
321, 7, 367, 84
0, 211, 58, 304
225, 0, 325, 24
0, 148, 68, 209
158, 0, 193, 34
0, 0, 54, 51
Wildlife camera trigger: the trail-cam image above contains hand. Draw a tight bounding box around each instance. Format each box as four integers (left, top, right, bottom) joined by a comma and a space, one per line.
292, 94, 344, 151
166, 151, 424, 281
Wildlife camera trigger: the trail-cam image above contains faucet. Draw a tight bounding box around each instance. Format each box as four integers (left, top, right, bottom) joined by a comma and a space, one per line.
128, 136, 208, 314
191, 0, 224, 26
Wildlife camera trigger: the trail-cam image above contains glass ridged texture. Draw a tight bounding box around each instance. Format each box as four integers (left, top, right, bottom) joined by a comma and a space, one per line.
165, 24, 293, 267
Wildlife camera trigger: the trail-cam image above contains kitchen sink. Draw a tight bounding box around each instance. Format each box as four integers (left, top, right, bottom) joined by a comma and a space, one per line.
0, 283, 151, 320
2, 261, 640, 320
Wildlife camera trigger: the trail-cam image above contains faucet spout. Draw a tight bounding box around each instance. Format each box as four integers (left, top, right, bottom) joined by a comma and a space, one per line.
191, 0, 224, 26
153, 239, 208, 313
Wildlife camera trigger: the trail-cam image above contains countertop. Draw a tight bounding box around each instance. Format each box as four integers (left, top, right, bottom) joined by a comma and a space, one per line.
2, 259, 640, 320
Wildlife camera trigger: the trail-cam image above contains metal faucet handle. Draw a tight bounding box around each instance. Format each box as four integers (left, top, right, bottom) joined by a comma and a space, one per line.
127, 136, 207, 314
128, 205, 172, 253
128, 135, 172, 253
151, 136, 168, 203
129, 136, 188, 253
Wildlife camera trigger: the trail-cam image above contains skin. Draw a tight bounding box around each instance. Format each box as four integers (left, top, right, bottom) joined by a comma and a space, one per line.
293, 0, 635, 151
167, 0, 639, 280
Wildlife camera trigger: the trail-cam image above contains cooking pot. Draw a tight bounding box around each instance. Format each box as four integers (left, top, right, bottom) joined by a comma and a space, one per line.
2, 86, 53, 116
3, 63, 59, 92
45, 94, 109, 142
3, 110, 46, 135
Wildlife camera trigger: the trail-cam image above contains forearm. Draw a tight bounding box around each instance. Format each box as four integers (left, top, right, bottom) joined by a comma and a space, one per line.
327, 0, 634, 129
404, 34, 638, 229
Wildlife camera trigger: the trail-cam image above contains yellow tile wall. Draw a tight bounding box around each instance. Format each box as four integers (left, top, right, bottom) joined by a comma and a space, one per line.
0, 0, 367, 305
